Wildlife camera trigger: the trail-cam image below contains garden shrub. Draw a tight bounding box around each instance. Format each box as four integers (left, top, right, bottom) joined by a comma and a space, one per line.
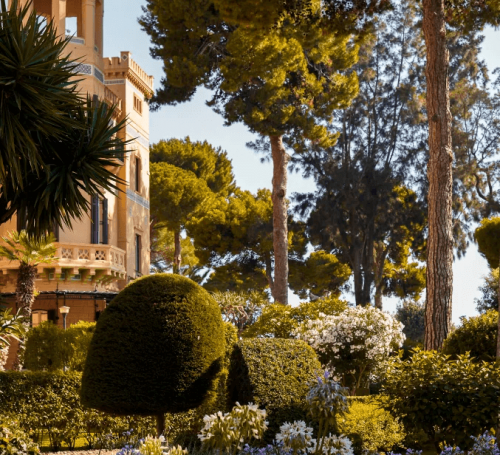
382, 349, 500, 450
82, 274, 225, 416
296, 305, 405, 393
338, 397, 405, 455
243, 296, 347, 339
0, 417, 39, 455
0, 371, 154, 451
24, 321, 96, 372
442, 310, 497, 361
227, 338, 321, 440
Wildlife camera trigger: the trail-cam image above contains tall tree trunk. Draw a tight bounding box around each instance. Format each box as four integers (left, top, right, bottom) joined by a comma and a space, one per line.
353, 248, 363, 306
13, 262, 36, 370
422, 0, 454, 351
156, 412, 165, 437
270, 135, 289, 305
373, 242, 387, 310
264, 252, 275, 297
173, 230, 181, 274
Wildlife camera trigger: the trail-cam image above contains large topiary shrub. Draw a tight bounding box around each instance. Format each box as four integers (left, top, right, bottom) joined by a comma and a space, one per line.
442, 310, 497, 361
81, 274, 225, 434
227, 338, 321, 440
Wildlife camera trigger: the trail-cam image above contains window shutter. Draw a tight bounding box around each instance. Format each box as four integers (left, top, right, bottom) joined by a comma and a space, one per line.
91, 196, 99, 244
102, 199, 108, 244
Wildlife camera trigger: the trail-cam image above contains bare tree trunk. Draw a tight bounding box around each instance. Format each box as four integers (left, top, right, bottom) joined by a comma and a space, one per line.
373, 242, 387, 310
270, 135, 289, 305
156, 412, 165, 437
264, 252, 275, 297
353, 249, 363, 306
13, 262, 36, 370
422, 0, 454, 351
173, 230, 181, 274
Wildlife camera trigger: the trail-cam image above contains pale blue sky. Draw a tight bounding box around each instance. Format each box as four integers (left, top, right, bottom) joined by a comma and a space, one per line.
103, 1, 500, 321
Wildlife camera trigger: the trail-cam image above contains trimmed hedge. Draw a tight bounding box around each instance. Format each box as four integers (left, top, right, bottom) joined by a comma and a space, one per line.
227, 338, 321, 439
442, 310, 497, 361
82, 274, 225, 416
0, 371, 155, 450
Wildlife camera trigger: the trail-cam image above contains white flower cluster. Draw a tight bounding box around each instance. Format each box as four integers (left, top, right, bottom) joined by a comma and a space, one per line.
296, 306, 405, 383
309, 434, 354, 455
198, 403, 268, 452
0, 346, 8, 371
275, 421, 315, 452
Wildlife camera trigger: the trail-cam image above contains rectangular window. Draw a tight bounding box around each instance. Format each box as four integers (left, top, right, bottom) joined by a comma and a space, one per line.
135, 157, 141, 192
133, 93, 142, 115
135, 234, 141, 275
91, 196, 108, 244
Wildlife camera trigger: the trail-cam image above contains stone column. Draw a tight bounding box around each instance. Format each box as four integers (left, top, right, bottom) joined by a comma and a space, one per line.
82, 0, 95, 47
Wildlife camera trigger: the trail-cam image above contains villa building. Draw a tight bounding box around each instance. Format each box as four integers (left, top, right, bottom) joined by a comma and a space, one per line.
3, 0, 153, 367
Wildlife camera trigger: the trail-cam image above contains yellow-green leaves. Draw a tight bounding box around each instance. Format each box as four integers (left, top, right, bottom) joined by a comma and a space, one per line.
475, 217, 500, 269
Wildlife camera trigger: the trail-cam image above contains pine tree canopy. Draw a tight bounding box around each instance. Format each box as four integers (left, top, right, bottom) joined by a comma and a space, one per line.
140, 0, 363, 147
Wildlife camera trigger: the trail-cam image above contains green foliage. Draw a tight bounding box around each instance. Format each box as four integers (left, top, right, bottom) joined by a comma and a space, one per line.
476, 268, 499, 313
150, 138, 235, 197
289, 251, 351, 300
395, 300, 425, 346
442, 310, 497, 361
227, 338, 321, 439
212, 291, 269, 335
189, 188, 307, 294
0, 308, 27, 351
475, 217, 500, 269
0, 231, 57, 266
338, 398, 405, 455
0, 371, 155, 451
243, 296, 347, 339
24, 321, 96, 372
81, 274, 225, 416
140, 0, 360, 145
0, 1, 128, 235
151, 163, 211, 233
24, 322, 64, 371
0, 417, 39, 455
382, 349, 500, 450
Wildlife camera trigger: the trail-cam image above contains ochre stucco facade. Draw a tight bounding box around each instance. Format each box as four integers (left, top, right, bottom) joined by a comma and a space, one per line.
2, 0, 153, 368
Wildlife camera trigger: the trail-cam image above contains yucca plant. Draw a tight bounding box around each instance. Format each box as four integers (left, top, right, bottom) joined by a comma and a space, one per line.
0, 0, 130, 236
0, 307, 27, 370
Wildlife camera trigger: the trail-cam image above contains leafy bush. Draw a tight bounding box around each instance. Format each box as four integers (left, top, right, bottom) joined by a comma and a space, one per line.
0, 417, 39, 455
395, 300, 425, 346
82, 274, 225, 416
243, 296, 347, 339
297, 306, 405, 393
338, 398, 405, 454
228, 338, 321, 439
0, 371, 154, 451
442, 310, 497, 361
24, 320, 96, 372
382, 349, 500, 450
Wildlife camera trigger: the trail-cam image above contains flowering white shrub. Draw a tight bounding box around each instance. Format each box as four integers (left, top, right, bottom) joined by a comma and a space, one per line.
296, 306, 405, 392
275, 421, 315, 452
198, 403, 268, 453
309, 434, 353, 455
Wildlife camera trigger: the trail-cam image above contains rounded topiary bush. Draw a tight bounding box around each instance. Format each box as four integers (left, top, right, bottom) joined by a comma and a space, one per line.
81, 274, 225, 417
228, 338, 321, 440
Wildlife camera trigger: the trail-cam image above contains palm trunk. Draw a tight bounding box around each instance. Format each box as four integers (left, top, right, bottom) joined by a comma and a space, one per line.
13, 262, 37, 370
270, 135, 289, 305
173, 230, 181, 274
422, 0, 454, 351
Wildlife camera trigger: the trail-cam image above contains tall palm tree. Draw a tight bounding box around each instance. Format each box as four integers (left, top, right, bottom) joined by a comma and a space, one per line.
0, 0, 130, 236
0, 231, 57, 368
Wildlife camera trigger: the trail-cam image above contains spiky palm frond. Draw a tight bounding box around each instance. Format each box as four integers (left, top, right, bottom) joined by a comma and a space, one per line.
6, 99, 130, 235
0, 308, 27, 347
0, 0, 81, 190
0, 231, 57, 266
0, 1, 130, 236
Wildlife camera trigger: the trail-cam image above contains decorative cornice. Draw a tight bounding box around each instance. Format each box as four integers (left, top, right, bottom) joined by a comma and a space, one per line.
126, 69, 154, 98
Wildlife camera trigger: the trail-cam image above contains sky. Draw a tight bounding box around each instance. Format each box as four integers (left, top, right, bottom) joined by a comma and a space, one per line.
103, 1, 500, 322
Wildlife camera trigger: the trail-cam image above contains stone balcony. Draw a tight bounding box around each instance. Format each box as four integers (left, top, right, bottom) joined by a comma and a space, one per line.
0, 243, 127, 281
